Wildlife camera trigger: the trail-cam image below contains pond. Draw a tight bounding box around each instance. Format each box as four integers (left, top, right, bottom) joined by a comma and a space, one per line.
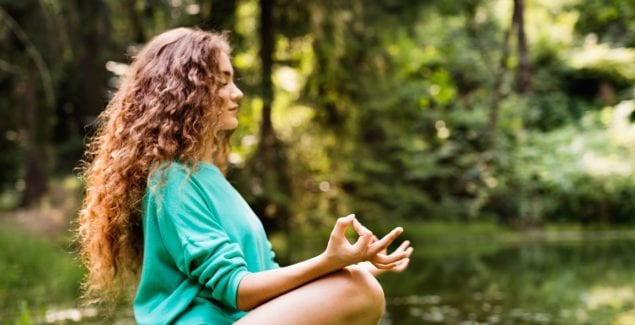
6, 225, 635, 324
378, 231, 635, 324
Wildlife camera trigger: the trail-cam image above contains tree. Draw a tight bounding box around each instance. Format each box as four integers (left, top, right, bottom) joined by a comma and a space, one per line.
246, 0, 293, 232
0, 3, 56, 207
513, 0, 531, 94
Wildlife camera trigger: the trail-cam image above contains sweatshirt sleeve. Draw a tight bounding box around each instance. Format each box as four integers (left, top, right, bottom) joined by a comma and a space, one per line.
267, 241, 280, 269
153, 168, 249, 309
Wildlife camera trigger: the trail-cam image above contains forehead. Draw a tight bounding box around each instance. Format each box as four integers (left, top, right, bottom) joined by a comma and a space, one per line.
217, 51, 233, 76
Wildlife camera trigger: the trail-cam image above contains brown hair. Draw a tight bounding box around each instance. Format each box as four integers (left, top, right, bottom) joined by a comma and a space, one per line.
77, 27, 233, 302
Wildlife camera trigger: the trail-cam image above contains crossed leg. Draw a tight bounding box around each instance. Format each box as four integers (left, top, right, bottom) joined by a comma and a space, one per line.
235, 265, 386, 325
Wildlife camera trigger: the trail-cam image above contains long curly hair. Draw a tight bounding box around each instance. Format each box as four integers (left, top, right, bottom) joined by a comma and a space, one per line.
77, 27, 233, 302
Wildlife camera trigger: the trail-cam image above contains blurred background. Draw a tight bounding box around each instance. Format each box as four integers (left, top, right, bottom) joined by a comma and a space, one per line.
1, 0, 635, 323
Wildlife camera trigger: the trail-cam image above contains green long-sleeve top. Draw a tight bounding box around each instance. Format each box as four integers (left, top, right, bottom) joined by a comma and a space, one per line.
134, 161, 279, 324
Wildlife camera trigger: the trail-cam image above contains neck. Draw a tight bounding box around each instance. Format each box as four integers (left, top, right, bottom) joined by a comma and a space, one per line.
201, 145, 214, 164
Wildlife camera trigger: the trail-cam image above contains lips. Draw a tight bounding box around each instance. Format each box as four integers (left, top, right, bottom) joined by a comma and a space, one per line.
228, 106, 239, 111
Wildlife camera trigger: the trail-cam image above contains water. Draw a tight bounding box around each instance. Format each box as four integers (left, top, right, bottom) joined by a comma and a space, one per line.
379, 232, 635, 324
16, 229, 635, 324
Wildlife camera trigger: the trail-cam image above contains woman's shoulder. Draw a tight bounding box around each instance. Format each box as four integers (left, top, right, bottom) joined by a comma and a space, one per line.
149, 161, 224, 189
154, 161, 221, 178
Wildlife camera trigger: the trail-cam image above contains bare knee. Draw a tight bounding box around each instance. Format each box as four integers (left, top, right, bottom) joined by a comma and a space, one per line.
336, 265, 386, 322
236, 266, 385, 325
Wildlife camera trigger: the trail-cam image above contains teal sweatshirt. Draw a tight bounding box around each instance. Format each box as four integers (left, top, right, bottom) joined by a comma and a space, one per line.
134, 162, 279, 324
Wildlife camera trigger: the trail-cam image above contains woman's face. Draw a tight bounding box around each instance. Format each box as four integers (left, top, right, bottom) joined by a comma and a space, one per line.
216, 52, 243, 130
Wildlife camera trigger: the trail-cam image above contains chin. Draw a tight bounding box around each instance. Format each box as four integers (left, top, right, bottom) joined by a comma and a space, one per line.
221, 120, 239, 130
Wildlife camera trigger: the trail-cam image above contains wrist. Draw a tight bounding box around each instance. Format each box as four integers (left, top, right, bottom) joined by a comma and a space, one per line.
318, 251, 346, 273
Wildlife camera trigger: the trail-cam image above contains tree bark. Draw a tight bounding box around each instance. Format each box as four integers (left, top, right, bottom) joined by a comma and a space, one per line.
126, 0, 146, 43
464, 7, 511, 152
513, 0, 531, 93
0, 5, 53, 207
487, 28, 511, 151
251, 0, 292, 232
76, 0, 106, 120
21, 71, 49, 207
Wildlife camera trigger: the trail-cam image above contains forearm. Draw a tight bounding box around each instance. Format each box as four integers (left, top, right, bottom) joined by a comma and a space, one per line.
236, 252, 342, 311
235, 216, 407, 311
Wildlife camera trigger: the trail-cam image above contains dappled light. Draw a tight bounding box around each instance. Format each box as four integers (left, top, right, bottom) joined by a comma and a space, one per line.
1, 0, 634, 323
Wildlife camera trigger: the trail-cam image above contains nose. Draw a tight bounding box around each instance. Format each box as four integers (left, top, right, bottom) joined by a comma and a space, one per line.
231, 84, 243, 102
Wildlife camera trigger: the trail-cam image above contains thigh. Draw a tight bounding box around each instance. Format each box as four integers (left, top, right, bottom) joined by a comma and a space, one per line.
235, 266, 385, 325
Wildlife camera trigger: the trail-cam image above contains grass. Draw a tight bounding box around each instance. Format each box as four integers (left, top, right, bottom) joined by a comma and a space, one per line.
0, 220, 84, 324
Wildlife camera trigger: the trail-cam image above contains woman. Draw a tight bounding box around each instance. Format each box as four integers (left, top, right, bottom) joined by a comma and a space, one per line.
78, 27, 412, 324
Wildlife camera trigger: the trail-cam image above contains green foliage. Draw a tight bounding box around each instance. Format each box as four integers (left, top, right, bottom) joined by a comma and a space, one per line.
0, 221, 84, 323
275, 0, 635, 228
572, 0, 635, 46
485, 101, 635, 225
1, 0, 635, 225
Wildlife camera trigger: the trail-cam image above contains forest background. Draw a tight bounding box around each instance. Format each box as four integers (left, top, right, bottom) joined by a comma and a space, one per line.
1, 0, 635, 323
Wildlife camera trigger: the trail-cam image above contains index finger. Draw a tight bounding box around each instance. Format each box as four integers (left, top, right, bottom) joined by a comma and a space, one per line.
331, 214, 355, 237
367, 227, 403, 256
352, 218, 372, 237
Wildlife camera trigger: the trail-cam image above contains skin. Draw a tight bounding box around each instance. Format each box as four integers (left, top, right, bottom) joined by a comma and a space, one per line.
236, 215, 413, 324
216, 51, 243, 131
207, 52, 414, 324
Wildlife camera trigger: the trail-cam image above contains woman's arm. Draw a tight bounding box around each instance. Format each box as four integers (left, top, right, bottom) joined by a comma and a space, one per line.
236, 214, 407, 311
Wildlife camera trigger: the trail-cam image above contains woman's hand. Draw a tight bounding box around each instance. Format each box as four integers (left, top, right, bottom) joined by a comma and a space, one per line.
351, 219, 413, 276
322, 214, 407, 270
237, 214, 410, 311
363, 237, 413, 276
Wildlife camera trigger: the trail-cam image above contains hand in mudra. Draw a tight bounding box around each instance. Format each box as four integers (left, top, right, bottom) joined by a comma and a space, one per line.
367, 236, 412, 273
323, 214, 410, 271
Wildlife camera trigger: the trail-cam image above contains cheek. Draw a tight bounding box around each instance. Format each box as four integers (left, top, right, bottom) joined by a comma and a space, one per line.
218, 89, 231, 102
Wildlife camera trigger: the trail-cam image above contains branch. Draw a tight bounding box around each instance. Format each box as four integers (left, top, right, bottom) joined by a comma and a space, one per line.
0, 5, 55, 109
0, 58, 21, 74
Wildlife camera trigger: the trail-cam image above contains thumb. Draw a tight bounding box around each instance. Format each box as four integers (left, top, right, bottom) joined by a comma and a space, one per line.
352, 232, 373, 254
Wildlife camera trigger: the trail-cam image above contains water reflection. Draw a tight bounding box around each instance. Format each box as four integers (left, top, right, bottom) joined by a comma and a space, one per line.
380, 235, 635, 324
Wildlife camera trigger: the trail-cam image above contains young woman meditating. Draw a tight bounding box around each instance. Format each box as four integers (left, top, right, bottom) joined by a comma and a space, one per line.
77, 27, 413, 324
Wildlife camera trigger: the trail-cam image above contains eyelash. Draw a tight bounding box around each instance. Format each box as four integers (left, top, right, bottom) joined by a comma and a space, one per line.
221, 78, 240, 86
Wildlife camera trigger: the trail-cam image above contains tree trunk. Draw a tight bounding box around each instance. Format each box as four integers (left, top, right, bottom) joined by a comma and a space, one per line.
464, 7, 511, 152
126, 0, 146, 43
76, 0, 106, 120
512, 0, 532, 223
513, 0, 531, 93
0, 4, 53, 207
252, 0, 292, 232
21, 71, 49, 207
487, 29, 511, 151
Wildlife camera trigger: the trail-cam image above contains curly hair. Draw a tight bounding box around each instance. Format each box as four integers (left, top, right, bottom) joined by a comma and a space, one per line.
77, 28, 233, 302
